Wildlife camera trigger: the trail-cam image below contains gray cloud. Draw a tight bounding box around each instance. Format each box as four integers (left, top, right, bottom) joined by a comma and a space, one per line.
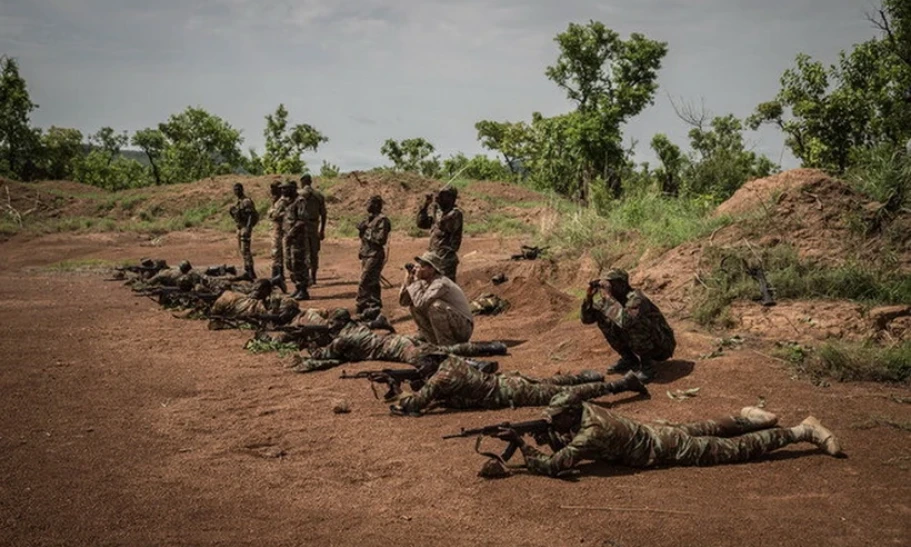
1, 0, 879, 171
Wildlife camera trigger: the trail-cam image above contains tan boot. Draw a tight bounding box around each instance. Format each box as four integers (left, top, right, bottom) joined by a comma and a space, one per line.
793, 416, 844, 457
740, 406, 779, 428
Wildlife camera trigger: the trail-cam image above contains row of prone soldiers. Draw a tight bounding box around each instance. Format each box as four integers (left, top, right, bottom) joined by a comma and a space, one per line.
112, 257, 845, 479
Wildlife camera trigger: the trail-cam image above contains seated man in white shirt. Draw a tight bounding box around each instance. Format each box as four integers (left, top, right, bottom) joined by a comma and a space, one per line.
399, 251, 474, 345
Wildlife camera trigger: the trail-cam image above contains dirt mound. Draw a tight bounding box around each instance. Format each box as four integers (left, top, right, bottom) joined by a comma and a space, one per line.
635, 169, 911, 342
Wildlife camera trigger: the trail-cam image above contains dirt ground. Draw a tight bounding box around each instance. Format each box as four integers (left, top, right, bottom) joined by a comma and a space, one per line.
1, 229, 909, 547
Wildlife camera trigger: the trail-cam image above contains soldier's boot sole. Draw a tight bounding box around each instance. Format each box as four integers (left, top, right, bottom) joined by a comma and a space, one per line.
795, 416, 844, 457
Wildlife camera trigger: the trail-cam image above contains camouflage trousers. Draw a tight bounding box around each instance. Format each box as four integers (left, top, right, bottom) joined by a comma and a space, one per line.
270, 225, 284, 275
356, 253, 384, 313
236, 228, 254, 275
284, 230, 310, 287
609, 412, 796, 467
412, 300, 473, 346
305, 223, 321, 276
437, 249, 458, 282
600, 320, 674, 363
484, 375, 628, 410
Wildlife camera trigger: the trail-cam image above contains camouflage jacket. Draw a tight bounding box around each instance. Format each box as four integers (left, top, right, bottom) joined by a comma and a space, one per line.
417, 204, 463, 255
268, 196, 291, 230
581, 290, 675, 348
231, 197, 256, 231
309, 323, 423, 364
296, 186, 327, 226
210, 292, 299, 320
358, 213, 391, 259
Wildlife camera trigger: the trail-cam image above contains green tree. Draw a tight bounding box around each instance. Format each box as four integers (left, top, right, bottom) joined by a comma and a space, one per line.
441, 153, 512, 181
131, 128, 166, 184
158, 106, 245, 182
474, 120, 532, 174
380, 137, 440, 177
650, 133, 684, 196
41, 126, 84, 180
684, 115, 777, 198
262, 104, 327, 174
319, 160, 340, 178
749, 1, 911, 173
0, 56, 41, 180
544, 21, 668, 200
74, 127, 148, 190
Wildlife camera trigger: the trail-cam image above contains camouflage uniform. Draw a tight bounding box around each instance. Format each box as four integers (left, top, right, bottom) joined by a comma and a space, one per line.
231, 195, 257, 277
582, 289, 675, 365
470, 294, 510, 315
293, 324, 505, 373
520, 403, 819, 476
285, 195, 311, 293
298, 185, 327, 283
267, 195, 291, 278
356, 211, 391, 313
210, 291, 299, 322
395, 356, 640, 413
399, 274, 474, 345
138, 267, 203, 290
416, 202, 463, 282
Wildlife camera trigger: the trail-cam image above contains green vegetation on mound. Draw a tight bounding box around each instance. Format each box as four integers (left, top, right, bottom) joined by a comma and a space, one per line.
776, 340, 911, 385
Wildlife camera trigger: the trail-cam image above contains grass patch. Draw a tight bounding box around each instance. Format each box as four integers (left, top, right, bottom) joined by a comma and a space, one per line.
464, 213, 534, 236
244, 338, 299, 357
0, 217, 21, 236
329, 214, 361, 238
600, 192, 731, 250
780, 340, 911, 384
692, 244, 911, 326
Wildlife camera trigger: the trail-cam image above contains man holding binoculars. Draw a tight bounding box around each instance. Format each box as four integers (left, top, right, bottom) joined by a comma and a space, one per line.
399, 251, 474, 345
582, 268, 676, 382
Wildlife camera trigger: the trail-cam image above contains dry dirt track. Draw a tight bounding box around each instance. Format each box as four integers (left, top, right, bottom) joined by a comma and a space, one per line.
1, 230, 909, 547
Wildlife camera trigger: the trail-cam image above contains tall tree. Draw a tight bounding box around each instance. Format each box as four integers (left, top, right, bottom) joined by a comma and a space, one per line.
381, 137, 440, 177
262, 104, 327, 174
131, 128, 166, 184
157, 106, 245, 182
41, 126, 83, 180
0, 56, 41, 180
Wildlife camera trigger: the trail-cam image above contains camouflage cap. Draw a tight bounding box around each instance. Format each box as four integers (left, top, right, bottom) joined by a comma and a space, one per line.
414, 251, 445, 275
545, 391, 585, 418
600, 268, 629, 284
300, 173, 312, 184
178, 260, 192, 272
330, 308, 352, 323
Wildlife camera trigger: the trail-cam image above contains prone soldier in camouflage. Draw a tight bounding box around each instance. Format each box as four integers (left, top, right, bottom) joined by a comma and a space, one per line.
209, 279, 299, 324
292, 318, 508, 373
284, 181, 311, 300
416, 185, 462, 281
356, 195, 391, 315
299, 174, 327, 285
267, 181, 291, 291
496, 394, 844, 478
390, 354, 648, 415
582, 268, 675, 382
133, 260, 203, 290
229, 183, 257, 280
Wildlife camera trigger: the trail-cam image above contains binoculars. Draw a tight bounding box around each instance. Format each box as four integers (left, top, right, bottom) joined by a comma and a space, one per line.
405, 263, 415, 272
589, 279, 602, 290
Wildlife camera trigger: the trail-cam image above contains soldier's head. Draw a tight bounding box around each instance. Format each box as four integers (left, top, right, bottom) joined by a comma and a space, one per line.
600, 268, 630, 299
300, 174, 313, 187
367, 194, 384, 215
176, 276, 195, 292
415, 352, 450, 378
139, 257, 155, 268
437, 185, 458, 211
281, 181, 297, 198
413, 251, 444, 281
269, 181, 283, 200
251, 279, 272, 299
233, 183, 245, 199
545, 392, 585, 433
329, 308, 352, 328
178, 260, 192, 274
154, 259, 169, 270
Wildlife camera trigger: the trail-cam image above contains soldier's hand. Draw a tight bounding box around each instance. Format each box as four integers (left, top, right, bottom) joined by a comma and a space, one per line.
586, 280, 601, 299
495, 427, 521, 444
423, 193, 434, 205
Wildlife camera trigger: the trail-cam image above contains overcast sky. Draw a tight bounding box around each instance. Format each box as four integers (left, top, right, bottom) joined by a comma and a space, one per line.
1, 0, 882, 171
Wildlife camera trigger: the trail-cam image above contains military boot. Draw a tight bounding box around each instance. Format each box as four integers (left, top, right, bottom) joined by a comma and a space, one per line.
366, 314, 395, 332
791, 416, 844, 457
608, 354, 639, 374
292, 286, 310, 301
270, 266, 288, 293
609, 370, 650, 396
740, 406, 779, 428
634, 358, 657, 383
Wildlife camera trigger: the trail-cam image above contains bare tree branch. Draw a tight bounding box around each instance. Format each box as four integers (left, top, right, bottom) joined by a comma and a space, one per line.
667, 94, 711, 131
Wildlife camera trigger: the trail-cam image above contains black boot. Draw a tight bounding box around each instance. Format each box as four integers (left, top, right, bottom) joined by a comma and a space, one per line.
607, 354, 639, 374
446, 341, 508, 357
635, 359, 656, 383
270, 266, 287, 293
292, 286, 310, 301
609, 371, 650, 396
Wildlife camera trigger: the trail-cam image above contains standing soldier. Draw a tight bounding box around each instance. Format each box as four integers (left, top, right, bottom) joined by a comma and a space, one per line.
285, 180, 310, 301
229, 183, 257, 280
266, 181, 289, 293
356, 195, 391, 315
416, 185, 462, 282
299, 174, 327, 285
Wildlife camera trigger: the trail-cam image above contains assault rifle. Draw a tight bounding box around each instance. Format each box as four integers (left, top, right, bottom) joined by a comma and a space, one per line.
745, 263, 776, 307
443, 418, 551, 462
510, 245, 549, 261
271, 323, 335, 347
134, 287, 220, 308
340, 368, 424, 400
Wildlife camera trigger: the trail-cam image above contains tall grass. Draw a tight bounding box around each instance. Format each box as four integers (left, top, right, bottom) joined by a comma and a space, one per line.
779, 340, 911, 384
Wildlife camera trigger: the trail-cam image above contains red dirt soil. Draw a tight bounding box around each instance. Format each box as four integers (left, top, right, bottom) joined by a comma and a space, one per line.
1, 226, 909, 546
